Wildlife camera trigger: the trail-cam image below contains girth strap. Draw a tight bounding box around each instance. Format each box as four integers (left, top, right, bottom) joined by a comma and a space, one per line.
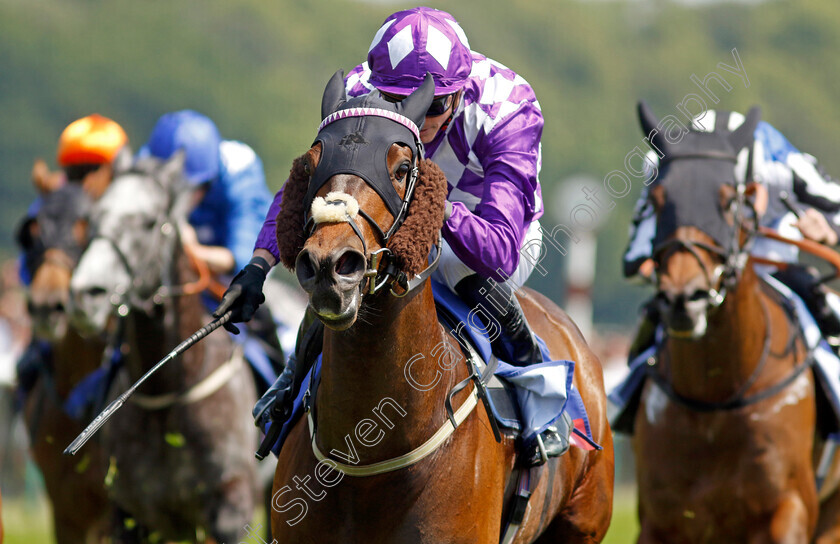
501, 467, 535, 544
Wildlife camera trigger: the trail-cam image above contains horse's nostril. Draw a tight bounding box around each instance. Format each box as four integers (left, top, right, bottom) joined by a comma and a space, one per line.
295, 250, 318, 286
335, 251, 364, 277
87, 286, 108, 298
689, 289, 709, 303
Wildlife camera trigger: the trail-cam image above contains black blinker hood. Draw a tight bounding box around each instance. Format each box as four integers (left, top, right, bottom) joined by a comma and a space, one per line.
637, 101, 761, 249
305, 71, 435, 222
37, 183, 92, 262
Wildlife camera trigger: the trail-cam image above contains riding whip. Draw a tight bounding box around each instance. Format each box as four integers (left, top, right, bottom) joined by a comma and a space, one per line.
779, 191, 802, 219
63, 311, 233, 456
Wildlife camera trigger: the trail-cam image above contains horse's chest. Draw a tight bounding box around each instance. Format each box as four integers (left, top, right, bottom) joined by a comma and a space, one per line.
635, 377, 817, 538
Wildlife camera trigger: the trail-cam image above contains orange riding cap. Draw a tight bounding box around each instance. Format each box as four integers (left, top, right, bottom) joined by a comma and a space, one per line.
57, 114, 128, 167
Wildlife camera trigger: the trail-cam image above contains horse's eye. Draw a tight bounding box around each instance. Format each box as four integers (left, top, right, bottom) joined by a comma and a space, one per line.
304, 162, 311, 176
395, 163, 411, 181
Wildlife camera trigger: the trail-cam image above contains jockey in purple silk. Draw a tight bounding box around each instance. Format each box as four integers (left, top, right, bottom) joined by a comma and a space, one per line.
217, 7, 564, 458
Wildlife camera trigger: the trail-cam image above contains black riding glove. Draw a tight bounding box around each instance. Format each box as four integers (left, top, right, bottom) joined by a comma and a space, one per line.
213, 258, 269, 334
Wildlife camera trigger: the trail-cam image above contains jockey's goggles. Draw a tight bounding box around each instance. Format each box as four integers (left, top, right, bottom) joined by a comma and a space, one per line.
381, 91, 456, 117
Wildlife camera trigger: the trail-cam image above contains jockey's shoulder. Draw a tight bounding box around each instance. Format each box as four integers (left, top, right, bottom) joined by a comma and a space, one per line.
460, 52, 538, 107
219, 140, 260, 177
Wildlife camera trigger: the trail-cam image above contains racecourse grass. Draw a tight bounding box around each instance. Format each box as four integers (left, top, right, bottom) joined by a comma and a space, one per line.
1, 495, 271, 544
3, 497, 53, 543
1, 488, 637, 543
603, 486, 639, 544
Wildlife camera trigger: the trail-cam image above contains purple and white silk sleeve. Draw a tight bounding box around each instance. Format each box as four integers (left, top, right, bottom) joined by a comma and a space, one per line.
254, 186, 285, 263
441, 100, 543, 282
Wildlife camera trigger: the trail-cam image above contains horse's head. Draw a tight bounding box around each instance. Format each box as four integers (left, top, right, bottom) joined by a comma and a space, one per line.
275, 71, 449, 330
639, 101, 764, 338
18, 161, 91, 340
69, 153, 191, 336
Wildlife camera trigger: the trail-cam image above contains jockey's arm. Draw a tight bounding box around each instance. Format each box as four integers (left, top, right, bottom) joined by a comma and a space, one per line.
183, 155, 273, 275
253, 184, 285, 270
221, 150, 274, 274
180, 221, 236, 275
442, 102, 542, 283
775, 137, 840, 245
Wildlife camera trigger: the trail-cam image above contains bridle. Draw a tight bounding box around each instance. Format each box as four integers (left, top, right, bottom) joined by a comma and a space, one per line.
646, 149, 813, 411
302, 107, 441, 298
88, 174, 208, 318
651, 150, 759, 310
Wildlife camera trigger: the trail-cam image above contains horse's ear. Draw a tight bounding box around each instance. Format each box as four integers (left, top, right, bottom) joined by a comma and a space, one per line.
321, 70, 347, 120
399, 73, 435, 129
81, 163, 113, 201
638, 100, 668, 155
111, 145, 133, 176
32, 159, 63, 195
729, 106, 761, 152
159, 149, 187, 190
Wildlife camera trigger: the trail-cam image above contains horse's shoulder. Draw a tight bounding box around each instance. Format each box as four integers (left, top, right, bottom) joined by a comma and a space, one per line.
518, 286, 606, 395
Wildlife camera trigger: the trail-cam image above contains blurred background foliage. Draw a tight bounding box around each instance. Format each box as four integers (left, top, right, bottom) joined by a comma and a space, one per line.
1, 0, 838, 329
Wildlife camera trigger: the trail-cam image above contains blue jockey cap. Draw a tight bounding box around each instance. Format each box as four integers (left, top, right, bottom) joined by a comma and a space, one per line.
146, 110, 221, 185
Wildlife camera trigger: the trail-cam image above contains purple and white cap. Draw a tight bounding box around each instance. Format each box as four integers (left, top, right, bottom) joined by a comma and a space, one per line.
367, 7, 472, 96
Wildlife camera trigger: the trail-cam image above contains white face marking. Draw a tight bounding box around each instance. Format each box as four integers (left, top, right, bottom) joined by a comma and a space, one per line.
645, 383, 669, 426
69, 174, 168, 334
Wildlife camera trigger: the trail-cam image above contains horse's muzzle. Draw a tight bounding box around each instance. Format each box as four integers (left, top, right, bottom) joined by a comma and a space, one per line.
296, 247, 366, 330
656, 289, 711, 339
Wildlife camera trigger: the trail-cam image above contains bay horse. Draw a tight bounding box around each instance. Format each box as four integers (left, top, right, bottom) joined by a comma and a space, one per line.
268, 73, 614, 543
68, 154, 259, 543
17, 161, 110, 544
632, 102, 840, 543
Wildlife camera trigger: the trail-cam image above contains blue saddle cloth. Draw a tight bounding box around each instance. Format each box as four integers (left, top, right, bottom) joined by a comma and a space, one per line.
15, 340, 124, 422
263, 281, 599, 457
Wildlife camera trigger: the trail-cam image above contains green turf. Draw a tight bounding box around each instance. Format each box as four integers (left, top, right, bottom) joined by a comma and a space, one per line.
2, 487, 637, 543
3, 497, 53, 544
603, 486, 639, 544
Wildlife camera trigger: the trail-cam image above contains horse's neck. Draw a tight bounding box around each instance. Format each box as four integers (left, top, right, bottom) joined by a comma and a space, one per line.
665, 267, 771, 400
316, 281, 469, 463
124, 249, 208, 391
51, 327, 106, 398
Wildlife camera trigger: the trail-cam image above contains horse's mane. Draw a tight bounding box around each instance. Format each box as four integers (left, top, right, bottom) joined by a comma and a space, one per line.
275, 156, 448, 276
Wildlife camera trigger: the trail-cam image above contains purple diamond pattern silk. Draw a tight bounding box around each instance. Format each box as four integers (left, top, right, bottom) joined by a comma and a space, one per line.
367, 7, 472, 95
